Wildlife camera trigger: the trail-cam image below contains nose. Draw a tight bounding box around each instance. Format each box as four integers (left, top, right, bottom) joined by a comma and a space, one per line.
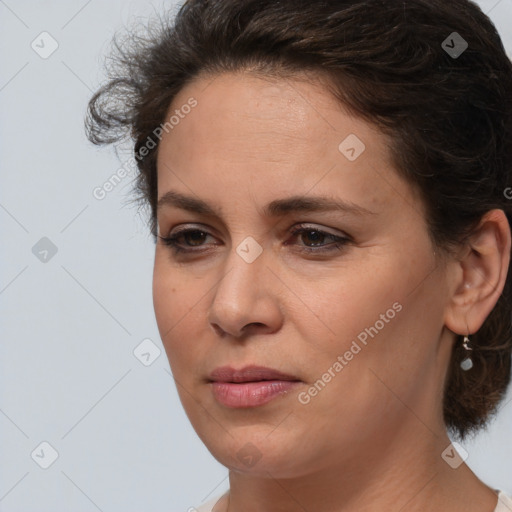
207, 245, 283, 339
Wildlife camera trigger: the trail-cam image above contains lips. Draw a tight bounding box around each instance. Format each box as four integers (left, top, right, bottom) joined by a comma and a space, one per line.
208, 365, 300, 383
208, 365, 302, 408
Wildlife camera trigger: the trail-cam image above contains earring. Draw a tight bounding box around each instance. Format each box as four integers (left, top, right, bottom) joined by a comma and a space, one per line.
460, 335, 473, 371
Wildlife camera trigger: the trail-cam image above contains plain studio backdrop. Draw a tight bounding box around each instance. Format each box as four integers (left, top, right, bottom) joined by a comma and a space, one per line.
1, 1, 511, 511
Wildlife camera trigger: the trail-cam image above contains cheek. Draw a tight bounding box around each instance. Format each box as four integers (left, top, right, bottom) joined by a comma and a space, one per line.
296, 263, 405, 346
152, 255, 191, 342
297, 249, 434, 378
152, 249, 195, 308
152, 253, 211, 367
152, 260, 173, 331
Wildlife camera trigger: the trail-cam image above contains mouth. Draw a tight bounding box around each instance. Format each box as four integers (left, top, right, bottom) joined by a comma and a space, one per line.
208, 365, 302, 408
208, 365, 301, 383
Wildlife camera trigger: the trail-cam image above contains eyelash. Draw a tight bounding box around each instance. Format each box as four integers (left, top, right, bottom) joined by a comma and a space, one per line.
157, 225, 351, 255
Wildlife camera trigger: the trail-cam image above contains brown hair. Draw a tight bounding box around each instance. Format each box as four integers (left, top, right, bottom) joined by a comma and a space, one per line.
85, 0, 512, 440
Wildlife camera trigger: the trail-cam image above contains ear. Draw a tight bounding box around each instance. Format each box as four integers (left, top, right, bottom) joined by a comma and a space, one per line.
444, 209, 511, 335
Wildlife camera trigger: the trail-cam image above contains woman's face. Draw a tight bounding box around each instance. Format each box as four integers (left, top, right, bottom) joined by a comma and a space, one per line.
153, 72, 453, 477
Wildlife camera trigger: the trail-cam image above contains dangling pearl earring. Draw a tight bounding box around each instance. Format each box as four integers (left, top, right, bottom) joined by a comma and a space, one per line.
460, 335, 473, 371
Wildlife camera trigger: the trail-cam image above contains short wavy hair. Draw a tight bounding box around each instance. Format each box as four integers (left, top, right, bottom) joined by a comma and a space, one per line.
85, 0, 512, 440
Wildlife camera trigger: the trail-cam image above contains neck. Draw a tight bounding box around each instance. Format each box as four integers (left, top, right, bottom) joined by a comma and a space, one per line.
222, 420, 498, 512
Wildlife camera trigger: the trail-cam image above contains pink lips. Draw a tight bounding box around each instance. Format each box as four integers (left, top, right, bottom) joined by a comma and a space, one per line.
208, 365, 301, 408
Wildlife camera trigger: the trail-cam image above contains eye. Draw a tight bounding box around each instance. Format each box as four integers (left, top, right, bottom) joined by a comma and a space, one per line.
158, 227, 215, 254
157, 224, 351, 256
287, 225, 350, 253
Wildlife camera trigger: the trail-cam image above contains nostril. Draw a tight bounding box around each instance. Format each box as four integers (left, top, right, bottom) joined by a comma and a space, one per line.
210, 323, 226, 337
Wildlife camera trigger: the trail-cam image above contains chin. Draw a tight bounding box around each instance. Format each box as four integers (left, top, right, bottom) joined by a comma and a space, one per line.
201, 432, 313, 478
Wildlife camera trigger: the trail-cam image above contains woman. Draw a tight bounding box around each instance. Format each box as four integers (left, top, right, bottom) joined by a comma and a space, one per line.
86, 0, 512, 510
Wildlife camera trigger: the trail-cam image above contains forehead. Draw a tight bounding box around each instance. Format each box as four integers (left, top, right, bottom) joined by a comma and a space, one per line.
155, 71, 421, 221
163, 71, 385, 149
158, 72, 390, 169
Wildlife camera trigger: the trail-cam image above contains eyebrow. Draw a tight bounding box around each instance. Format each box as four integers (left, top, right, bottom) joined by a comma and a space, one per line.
156, 190, 376, 218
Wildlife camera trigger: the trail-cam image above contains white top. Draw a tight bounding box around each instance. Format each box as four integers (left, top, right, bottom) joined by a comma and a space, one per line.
193, 490, 512, 512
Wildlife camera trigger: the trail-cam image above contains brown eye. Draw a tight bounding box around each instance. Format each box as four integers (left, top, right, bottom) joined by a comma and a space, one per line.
180, 230, 208, 246
288, 226, 350, 253
158, 229, 216, 253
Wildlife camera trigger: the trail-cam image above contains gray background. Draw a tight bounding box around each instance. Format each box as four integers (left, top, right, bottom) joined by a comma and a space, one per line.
1, 1, 511, 511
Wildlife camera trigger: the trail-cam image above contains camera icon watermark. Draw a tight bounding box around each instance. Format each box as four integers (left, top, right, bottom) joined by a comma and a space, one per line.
31, 441, 59, 469
441, 442, 468, 469
236, 236, 263, 263
32, 237, 58, 263
338, 134, 366, 161
236, 442, 262, 468
31, 31, 59, 59
133, 338, 161, 366
441, 32, 468, 59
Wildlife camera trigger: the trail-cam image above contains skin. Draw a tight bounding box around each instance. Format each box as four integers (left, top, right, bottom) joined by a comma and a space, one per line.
152, 71, 510, 512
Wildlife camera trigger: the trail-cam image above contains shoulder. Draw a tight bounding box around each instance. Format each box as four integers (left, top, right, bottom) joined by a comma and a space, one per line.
494, 490, 512, 512
191, 491, 229, 512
